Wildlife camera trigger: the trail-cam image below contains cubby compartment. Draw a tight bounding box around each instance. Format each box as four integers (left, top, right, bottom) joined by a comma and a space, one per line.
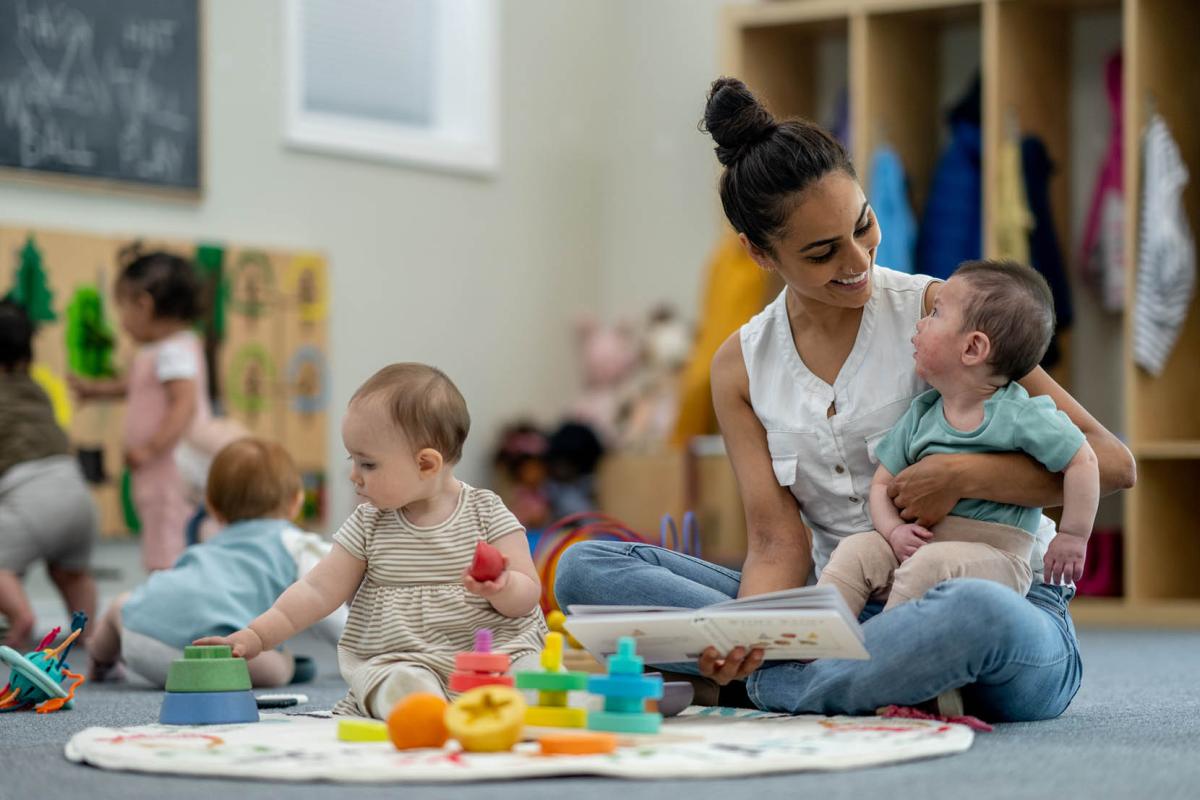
1126, 459, 1200, 601
722, 6, 849, 133
1125, 0, 1200, 446
857, 2, 981, 221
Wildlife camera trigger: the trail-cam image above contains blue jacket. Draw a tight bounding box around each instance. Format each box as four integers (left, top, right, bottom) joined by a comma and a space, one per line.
917, 120, 982, 279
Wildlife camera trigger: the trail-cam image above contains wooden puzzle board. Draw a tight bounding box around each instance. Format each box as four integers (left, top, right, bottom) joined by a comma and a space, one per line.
0, 224, 330, 534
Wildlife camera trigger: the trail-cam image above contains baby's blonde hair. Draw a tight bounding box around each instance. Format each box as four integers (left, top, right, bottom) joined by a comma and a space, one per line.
352, 363, 470, 464
206, 438, 302, 522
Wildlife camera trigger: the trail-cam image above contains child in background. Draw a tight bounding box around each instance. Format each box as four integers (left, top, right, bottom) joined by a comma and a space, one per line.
819, 259, 1099, 616
198, 363, 547, 719
0, 300, 98, 647
88, 438, 343, 688
72, 251, 212, 571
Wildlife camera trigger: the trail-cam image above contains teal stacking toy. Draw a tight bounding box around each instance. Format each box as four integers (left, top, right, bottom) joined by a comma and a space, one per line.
586, 637, 662, 734
159, 646, 259, 725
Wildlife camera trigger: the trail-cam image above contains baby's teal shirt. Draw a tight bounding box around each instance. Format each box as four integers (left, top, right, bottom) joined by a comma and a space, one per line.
121, 518, 304, 648
874, 382, 1085, 534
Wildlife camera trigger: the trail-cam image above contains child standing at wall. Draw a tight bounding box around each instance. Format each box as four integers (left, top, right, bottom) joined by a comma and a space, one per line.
0, 300, 98, 647
819, 260, 1100, 613
198, 363, 547, 719
72, 251, 212, 571
88, 438, 342, 688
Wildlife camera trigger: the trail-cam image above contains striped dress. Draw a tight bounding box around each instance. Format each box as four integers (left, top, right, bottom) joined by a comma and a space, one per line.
330, 484, 546, 716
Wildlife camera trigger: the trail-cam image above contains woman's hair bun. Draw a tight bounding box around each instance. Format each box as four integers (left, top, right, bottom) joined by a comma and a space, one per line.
701, 77, 777, 167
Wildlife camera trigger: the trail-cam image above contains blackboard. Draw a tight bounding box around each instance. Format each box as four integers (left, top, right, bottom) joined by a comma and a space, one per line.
0, 0, 201, 194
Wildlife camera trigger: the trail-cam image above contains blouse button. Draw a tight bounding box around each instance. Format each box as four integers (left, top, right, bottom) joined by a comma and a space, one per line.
835, 465, 845, 474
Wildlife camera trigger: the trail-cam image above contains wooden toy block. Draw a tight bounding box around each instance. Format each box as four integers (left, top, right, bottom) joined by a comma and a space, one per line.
337, 718, 389, 742
538, 731, 618, 756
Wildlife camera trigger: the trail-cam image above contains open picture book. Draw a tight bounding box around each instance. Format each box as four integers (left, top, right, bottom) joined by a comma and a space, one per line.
563, 585, 869, 663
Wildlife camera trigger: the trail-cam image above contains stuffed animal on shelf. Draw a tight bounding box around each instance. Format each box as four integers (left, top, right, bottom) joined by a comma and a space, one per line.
570, 316, 639, 447
620, 305, 692, 451
493, 422, 552, 529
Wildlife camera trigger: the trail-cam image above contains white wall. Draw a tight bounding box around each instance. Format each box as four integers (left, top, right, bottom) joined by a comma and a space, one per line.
594, 0, 728, 323
0, 0, 622, 528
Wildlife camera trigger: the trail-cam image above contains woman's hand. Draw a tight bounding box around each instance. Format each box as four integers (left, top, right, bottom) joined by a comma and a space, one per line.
194, 629, 264, 661
697, 646, 766, 685
887, 454, 963, 528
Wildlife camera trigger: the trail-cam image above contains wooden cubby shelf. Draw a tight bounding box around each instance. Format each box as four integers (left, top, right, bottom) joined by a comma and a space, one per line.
722, 0, 1200, 627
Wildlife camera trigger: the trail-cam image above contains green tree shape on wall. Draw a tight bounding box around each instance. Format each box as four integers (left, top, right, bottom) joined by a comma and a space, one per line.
6, 236, 57, 324
65, 286, 117, 377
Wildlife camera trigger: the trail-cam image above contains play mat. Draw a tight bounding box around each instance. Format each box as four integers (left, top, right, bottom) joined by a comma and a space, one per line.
65, 706, 974, 783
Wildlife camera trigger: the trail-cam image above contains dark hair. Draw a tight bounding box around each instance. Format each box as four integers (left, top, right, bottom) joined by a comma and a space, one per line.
700, 77, 856, 252
352, 363, 471, 465
0, 299, 34, 370
116, 250, 202, 322
953, 259, 1055, 382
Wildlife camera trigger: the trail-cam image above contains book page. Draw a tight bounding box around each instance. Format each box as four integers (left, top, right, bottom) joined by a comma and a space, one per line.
564, 612, 718, 662
567, 605, 692, 615
695, 610, 869, 660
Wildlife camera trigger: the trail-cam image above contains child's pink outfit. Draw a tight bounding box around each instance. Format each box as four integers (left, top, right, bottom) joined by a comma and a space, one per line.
123, 330, 211, 571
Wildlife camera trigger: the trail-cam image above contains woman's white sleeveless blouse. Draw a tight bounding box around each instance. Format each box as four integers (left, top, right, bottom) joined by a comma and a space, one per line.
739, 266, 1057, 580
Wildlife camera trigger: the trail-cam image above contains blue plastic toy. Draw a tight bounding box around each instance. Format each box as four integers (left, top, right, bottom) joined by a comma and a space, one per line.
587, 636, 663, 734
0, 611, 88, 714
160, 689, 260, 724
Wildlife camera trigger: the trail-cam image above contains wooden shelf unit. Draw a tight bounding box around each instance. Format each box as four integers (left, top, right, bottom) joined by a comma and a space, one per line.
721, 0, 1199, 626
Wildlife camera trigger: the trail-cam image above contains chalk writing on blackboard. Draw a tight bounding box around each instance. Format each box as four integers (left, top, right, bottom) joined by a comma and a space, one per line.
0, 0, 201, 192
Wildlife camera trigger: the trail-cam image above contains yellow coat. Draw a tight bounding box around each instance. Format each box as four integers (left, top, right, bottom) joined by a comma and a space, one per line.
670, 232, 773, 446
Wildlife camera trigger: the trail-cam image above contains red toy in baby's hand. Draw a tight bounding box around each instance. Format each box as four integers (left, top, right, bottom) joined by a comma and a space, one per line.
468, 539, 505, 582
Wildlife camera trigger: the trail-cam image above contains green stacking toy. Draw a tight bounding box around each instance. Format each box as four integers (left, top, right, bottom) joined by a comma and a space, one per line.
160, 646, 259, 725
165, 646, 253, 693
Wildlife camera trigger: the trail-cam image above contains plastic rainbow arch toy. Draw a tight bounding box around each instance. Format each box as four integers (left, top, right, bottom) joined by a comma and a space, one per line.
532, 511, 702, 614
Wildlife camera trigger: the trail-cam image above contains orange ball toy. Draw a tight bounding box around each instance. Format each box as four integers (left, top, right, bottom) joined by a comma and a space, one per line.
387, 692, 450, 751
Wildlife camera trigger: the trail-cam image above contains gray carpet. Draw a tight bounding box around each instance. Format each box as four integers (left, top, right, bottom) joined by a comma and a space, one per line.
3, 626, 1198, 800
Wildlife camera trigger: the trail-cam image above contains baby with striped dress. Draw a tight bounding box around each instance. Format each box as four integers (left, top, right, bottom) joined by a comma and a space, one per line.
198, 363, 546, 718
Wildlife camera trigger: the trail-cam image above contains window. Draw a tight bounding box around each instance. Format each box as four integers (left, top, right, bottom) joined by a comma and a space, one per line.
284, 0, 499, 176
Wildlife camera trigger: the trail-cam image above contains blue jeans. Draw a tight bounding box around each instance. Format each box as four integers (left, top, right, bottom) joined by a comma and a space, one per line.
554, 541, 1082, 721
